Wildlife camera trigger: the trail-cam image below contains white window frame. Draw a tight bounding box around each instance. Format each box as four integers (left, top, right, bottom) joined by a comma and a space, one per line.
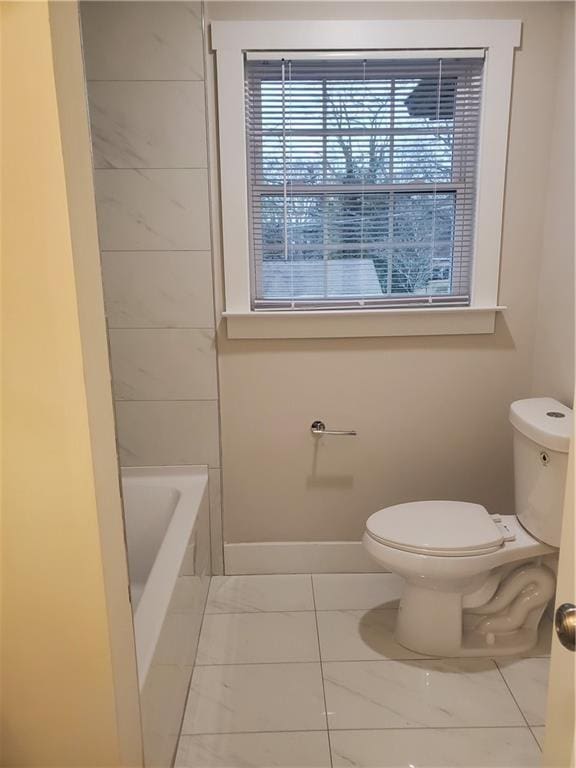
211, 19, 521, 339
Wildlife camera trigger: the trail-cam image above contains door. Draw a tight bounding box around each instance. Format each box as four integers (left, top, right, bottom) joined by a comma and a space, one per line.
543, 440, 575, 767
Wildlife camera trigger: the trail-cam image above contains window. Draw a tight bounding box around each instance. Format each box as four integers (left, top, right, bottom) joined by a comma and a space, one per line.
212, 20, 521, 337
246, 55, 484, 310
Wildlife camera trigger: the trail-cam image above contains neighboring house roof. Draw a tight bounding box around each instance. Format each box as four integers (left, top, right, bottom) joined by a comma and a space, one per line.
262, 258, 383, 299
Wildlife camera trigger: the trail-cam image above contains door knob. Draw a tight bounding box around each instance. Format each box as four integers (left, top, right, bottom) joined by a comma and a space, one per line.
554, 603, 576, 651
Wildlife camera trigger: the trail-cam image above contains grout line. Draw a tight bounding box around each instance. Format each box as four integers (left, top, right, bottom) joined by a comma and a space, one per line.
178, 729, 331, 739
223, 571, 391, 577
174, 574, 213, 760
200, 0, 226, 579
192, 660, 322, 669
100, 249, 212, 253
328, 724, 539, 733
316, 605, 400, 612
213, 571, 393, 579
179, 724, 541, 737
529, 725, 544, 752
204, 608, 318, 615
200, 607, 409, 615
492, 659, 534, 729
311, 574, 335, 768
94, 167, 208, 171
191, 652, 549, 667
100, 249, 211, 253
87, 79, 204, 83
191, 648, 548, 666
114, 399, 219, 404
179, 728, 327, 737
108, 328, 216, 332
195, 659, 321, 667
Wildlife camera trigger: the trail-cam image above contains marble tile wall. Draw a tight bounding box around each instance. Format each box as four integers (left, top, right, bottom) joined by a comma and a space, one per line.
80, 2, 223, 572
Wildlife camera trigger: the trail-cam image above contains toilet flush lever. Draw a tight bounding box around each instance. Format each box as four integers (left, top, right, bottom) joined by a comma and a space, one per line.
311, 420, 357, 436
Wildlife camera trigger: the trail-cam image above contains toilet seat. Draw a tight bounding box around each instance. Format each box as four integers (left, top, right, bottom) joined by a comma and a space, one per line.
366, 500, 508, 557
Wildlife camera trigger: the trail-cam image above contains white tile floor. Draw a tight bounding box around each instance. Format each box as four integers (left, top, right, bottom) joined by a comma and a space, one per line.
176, 574, 551, 767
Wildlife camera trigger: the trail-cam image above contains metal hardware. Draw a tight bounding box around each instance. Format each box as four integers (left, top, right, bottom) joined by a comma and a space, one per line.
311, 420, 357, 437
540, 451, 550, 466
547, 411, 566, 418
555, 603, 576, 651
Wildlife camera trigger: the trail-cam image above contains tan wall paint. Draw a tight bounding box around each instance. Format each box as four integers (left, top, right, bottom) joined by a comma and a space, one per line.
1, 2, 141, 765
531, 2, 575, 406
207, 2, 573, 543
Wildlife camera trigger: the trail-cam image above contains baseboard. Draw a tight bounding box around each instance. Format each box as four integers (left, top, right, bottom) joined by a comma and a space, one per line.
224, 540, 388, 575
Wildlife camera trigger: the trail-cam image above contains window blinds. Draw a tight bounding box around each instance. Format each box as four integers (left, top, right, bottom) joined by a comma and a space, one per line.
244, 54, 485, 310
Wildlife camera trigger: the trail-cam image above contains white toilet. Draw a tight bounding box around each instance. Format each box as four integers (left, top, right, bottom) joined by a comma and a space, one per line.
363, 397, 572, 657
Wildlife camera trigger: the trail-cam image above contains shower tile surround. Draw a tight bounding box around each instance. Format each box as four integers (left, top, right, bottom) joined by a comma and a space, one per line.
80, 2, 224, 572
176, 573, 549, 768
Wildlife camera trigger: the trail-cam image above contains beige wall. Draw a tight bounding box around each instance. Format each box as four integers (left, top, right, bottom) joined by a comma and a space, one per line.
80, 1, 224, 572
1, 3, 141, 764
531, 2, 575, 406
207, 2, 574, 544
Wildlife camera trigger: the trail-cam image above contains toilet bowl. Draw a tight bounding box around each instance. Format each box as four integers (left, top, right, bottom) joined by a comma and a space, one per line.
363, 398, 572, 657
364, 504, 556, 656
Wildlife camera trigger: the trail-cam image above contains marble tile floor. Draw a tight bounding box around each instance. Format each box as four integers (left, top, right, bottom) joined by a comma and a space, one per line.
176, 573, 551, 767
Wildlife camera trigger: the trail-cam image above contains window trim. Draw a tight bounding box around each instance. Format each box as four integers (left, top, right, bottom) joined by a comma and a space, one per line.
211, 19, 521, 338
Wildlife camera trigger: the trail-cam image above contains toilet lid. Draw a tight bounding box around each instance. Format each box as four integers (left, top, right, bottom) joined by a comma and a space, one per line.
365, 501, 504, 556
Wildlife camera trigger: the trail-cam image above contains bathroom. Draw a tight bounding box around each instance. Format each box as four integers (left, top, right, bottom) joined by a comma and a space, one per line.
1, 1, 574, 767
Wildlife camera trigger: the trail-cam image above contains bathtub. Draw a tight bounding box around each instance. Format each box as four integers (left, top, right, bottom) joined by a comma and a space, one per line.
121, 466, 211, 767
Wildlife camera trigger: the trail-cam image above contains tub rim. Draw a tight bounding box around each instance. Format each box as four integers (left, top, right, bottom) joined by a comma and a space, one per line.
121, 465, 209, 688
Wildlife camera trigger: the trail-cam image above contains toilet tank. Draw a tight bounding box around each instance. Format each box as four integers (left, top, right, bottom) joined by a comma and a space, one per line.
509, 398, 572, 547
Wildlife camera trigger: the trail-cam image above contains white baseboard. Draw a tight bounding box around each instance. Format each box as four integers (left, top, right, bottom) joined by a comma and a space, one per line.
224, 541, 388, 575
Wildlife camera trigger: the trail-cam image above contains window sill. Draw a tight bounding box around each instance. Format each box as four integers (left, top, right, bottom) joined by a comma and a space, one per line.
223, 306, 505, 339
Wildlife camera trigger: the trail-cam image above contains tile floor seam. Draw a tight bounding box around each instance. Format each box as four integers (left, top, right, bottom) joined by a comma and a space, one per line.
180, 724, 538, 737
319, 657, 504, 668
327, 724, 538, 731
204, 609, 317, 614
204, 609, 317, 616
311, 573, 335, 768
184, 729, 328, 736
204, 607, 412, 614
492, 659, 535, 728
190, 652, 547, 669
213, 571, 390, 577
178, 574, 214, 740
194, 661, 319, 667
187, 660, 325, 669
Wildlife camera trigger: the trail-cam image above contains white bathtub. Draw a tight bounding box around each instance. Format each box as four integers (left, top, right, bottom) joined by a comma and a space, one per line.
122, 466, 211, 767
121, 466, 209, 687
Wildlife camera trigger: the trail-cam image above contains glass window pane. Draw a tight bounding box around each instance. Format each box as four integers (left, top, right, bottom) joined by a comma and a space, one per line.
392, 134, 453, 183
324, 193, 390, 245
261, 80, 323, 130
394, 77, 456, 129
261, 255, 386, 299
386, 245, 455, 296
326, 80, 392, 129
392, 192, 455, 244
325, 136, 391, 184
261, 195, 324, 252
260, 136, 324, 184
